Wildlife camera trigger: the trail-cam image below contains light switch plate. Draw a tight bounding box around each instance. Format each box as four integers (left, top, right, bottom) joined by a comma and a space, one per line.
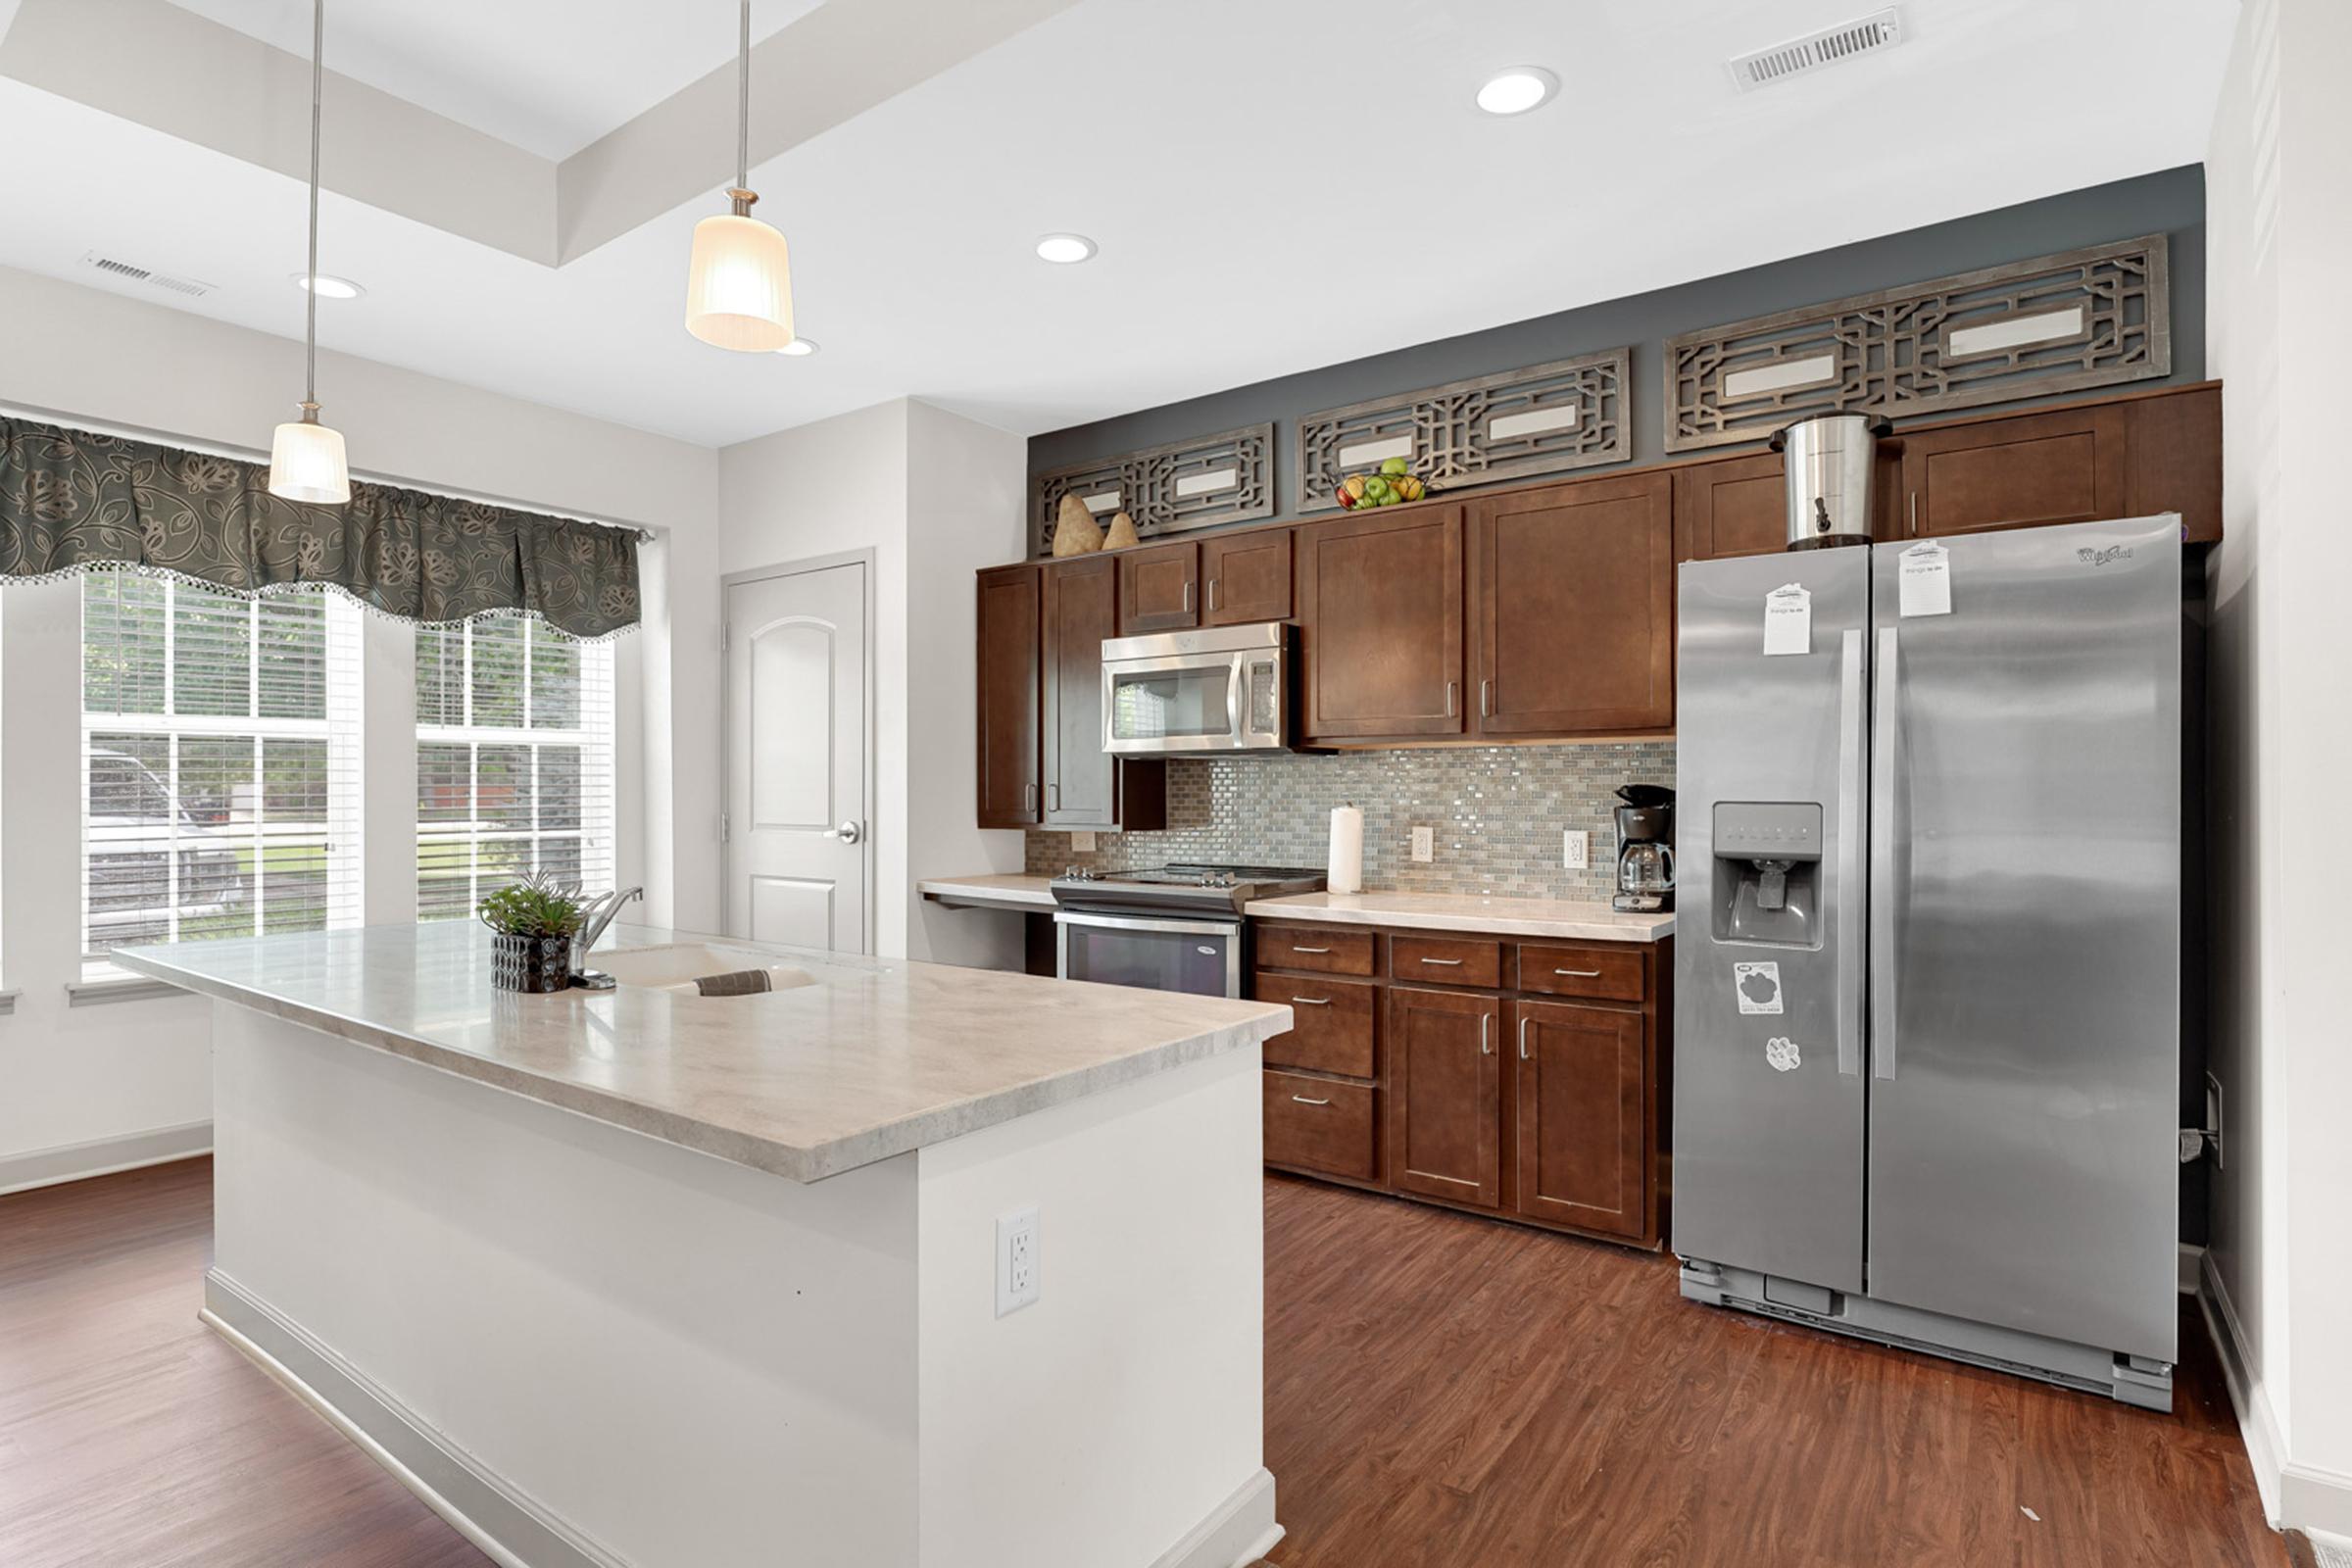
1410, 825, 1434, 863
1563, 829, 1589, 869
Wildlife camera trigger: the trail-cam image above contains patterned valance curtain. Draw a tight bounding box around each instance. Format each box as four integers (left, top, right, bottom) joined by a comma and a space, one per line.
0, 416, 643, 640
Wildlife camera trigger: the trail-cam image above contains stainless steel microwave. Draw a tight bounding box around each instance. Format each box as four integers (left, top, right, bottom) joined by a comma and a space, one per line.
1100, 622, 1291, 755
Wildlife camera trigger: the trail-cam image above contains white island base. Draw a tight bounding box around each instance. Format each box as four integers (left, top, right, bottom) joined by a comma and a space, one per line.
202, 1003, 1278, 1568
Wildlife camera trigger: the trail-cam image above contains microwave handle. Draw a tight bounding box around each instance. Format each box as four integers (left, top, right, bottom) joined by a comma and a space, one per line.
1228, 655, 1246, 744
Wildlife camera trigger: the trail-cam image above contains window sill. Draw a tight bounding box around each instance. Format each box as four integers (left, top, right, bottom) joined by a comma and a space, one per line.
66, 974, 189, 1007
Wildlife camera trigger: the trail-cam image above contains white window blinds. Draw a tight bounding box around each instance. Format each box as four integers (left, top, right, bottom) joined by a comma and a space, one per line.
80, 574, 364, 971
416, 617, 615, 920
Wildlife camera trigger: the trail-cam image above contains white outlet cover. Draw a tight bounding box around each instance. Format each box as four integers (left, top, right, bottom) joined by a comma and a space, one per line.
996, 1205, 1041, 1318
1563, 829, 1589, 869
1410, 825, 1434, 863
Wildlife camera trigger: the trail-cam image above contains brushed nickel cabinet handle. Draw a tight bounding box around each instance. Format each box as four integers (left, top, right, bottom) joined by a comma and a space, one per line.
1480, 679, 1493, 716
1048, 783, 1060, 811
1291, 1095, 1331, 1107
1292, 996, 1333, 1006
1183, 580, 1194, 612
1446, 680, 1458, 716
1480, 1011, 1492, 1054
1291, 945, 1331, 955
1207, 578, 1219, 612
1025, 782, 1038, 814
1908, 491, 1919, 535
1553, 967, 1601, 977
1420, 956, 1464, 966
1519, 1015, 1531, 1060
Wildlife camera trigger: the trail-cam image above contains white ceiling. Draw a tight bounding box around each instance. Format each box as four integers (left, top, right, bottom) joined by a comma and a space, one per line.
0, 0, 2237, 450
169, 0, 826, 160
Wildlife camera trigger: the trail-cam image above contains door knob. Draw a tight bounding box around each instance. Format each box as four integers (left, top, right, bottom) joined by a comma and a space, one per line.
824, 820, 862, 844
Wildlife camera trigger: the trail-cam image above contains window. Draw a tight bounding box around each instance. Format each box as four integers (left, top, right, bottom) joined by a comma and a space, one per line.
416, 617, 614, 920
80, 574, 362, 971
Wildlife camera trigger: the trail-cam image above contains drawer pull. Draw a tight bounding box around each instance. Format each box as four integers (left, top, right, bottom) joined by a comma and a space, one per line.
1553, 967, 1602, 977
1419, 956, 1464, 966
1290, 945, 1331, 955
1480, 1012, 1492, 1054
1291, 1095, 1332, 1107
1519, 1015, 1531, 1060
1291, 996, 1332, 1006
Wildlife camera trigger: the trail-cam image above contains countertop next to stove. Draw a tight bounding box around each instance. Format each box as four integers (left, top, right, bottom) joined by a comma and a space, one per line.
1246, 890, 1675, 943
916, 873, 1058, 911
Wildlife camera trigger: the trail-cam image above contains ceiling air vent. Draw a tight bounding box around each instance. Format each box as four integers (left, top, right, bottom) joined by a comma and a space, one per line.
77, 251, 219, 300
1728, 7, 1903, 92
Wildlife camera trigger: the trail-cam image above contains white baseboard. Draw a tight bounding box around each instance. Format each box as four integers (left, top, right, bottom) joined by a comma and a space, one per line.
1148, 1467, 1281, 1568
0, 1119, 211, 1196
2198, 1253, 2352, 1539
2180, 1242, 2205, 1296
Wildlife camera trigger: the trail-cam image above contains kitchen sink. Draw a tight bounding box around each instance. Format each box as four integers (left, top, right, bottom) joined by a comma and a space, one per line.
592, 942, 817, 995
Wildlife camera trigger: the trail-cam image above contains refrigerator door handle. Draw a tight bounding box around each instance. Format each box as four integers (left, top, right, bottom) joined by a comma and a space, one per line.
1870, 625, 1901, 1080
1835, 627, 1866, 1077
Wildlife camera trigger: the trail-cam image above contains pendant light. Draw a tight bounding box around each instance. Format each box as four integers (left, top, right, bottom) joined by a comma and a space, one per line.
683, 0, 794, 352
268, 0, 352, 505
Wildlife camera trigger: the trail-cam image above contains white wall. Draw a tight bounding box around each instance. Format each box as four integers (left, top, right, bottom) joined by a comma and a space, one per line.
712, 396, 1026, 964
0, 264, 719, 1184
2203, 0, 2352, 1535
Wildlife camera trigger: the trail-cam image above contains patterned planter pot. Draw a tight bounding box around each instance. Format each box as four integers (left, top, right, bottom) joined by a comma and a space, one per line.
490, 933, 573, 994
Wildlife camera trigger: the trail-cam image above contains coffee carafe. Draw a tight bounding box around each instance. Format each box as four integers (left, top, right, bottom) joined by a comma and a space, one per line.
1612, 784, 1676, 913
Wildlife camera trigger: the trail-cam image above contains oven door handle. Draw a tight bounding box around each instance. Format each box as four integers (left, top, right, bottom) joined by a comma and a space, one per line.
1053, 910, 1244, 939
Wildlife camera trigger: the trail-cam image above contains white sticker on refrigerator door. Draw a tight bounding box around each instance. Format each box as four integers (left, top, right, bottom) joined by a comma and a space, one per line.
1898, 542, 1952, 617
1765, 1036, 1802, 1072
1734, 960, 1784, 1015
1762, 584, 1811, 656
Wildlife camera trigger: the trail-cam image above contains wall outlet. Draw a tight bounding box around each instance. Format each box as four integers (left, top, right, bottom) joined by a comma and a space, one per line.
995, 1205, 1041, 1318
1562, 829, 1589, 870
1409, 825, 1434, 863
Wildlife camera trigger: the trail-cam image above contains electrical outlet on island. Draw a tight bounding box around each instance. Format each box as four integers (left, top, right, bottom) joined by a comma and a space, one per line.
996, 1205, 1041, 1318
1410, 825, 1434, 863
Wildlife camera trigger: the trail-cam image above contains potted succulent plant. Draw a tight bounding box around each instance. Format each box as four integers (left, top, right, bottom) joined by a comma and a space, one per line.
477, 872, 584, 994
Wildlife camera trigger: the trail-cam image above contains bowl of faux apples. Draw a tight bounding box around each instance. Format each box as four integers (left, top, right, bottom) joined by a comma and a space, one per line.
1336, 456, 1430, 510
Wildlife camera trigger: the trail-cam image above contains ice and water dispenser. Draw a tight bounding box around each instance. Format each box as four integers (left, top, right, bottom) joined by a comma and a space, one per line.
1710, 802, 1825, 947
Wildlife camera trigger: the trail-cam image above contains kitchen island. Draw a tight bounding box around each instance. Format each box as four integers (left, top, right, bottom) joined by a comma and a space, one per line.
115, 922, 1293, 1568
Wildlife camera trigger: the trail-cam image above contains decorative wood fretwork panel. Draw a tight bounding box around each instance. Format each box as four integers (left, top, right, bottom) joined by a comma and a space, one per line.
1030, 423, 1273, 556
1294, 348, 1631, 514
1664, 234, 2171, 452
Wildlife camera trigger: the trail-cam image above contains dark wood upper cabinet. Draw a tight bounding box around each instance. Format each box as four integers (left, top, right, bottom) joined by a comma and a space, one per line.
1042, 556, 1119, 828
1386, 985, 1500, 1208
1473, 471, 1674, 735
1512, 999, 1647, 1238
1201, 528, 1294, 625
1297, 505, 1466, 741
1900, 402, 2128, 539
1116, 541, 1200, 634
2125, 384, 2223, 543
974, 564, 1041, 828
1672, 452, 1788, 563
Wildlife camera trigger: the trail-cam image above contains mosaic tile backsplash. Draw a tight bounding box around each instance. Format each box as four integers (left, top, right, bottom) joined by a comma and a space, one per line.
1025, 743, 1677, 902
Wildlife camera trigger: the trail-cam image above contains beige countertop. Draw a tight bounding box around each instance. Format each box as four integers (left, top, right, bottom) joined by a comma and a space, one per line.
1245, 890, 1675, 943
114, 921, 1290, 1184
916, 873, 1057, 911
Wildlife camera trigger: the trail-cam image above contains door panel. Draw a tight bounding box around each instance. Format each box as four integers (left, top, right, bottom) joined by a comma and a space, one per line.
1475, 471, 1674, 733
1514, 1001, 1646, 1237
1202, 529, 1293, 624
975, 565, 1041, 827
726, 561, 868, 953
1674, 453, 1789, 563
1386, 985, 1499, 1207
1298, 506, 1465, 739
1043, 556, 1117, 826
1902, 404, 2127, 538
1866, 516, 2180, 1361
1117, 542, 1200, 633
1673, 546, 1871, 1293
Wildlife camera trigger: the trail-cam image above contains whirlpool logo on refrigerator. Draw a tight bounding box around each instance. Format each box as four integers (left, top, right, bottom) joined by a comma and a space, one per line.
2079, 544, 2134, 567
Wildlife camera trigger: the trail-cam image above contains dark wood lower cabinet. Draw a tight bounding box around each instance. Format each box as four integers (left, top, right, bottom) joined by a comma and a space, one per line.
1513, 999, 1648, 1238
1254, 920, 1670, 1250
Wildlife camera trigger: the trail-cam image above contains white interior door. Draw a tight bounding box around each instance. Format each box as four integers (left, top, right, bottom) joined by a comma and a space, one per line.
724, 560, 869, 953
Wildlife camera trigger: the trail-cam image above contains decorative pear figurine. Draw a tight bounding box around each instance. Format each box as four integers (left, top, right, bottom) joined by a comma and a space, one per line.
1051, 492, 1104, 557
1102, 510, 1141, 550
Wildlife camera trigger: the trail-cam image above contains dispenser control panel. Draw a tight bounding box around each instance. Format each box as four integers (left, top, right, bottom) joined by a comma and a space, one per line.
1713, 802, 1824, 861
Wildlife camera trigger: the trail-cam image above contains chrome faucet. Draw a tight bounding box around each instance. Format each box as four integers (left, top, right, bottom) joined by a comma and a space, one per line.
569, 886, 643, 989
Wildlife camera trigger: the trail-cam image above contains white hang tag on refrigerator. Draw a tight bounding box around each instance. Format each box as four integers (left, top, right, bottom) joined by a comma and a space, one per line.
1761, 583, 1811, 656
1898, 542, 1952, 617
1734, 960, 1784, 1015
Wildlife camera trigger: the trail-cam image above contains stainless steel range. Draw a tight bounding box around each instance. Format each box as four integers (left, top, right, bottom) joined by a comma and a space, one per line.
1051, 862, 1325, 998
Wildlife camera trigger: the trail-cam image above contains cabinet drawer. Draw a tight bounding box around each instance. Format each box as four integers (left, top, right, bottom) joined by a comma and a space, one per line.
1256, 924, 1375, 976
1263, 1070, 1378, 1181
1253, 973, 1377, 1078
1517, 943, 1645, 1003
1390, 934, 1501, 988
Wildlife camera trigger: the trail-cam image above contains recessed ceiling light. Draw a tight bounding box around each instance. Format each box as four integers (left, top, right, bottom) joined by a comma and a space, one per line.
777, 337, 819, 357
1035, 232, 1098, 265
1476, 67, 1559, 116
292, 271, 366, 299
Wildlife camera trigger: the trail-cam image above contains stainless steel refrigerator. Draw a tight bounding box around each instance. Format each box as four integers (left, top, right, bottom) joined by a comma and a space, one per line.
1674, 514, 2182, 1409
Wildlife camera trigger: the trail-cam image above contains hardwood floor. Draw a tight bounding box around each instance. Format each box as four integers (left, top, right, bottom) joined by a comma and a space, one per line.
0, 1159, 2284, 1567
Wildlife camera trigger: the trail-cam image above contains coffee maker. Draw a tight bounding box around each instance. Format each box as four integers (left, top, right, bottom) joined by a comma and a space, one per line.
1612, 784, 1676, 913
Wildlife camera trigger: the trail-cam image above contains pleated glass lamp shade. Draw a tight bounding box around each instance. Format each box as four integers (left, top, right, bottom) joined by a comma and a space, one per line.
268, 416, 351, 505
684, 213, 794, 352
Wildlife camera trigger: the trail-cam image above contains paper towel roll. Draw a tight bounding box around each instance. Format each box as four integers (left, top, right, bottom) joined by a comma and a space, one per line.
1327, 804, 1364, 896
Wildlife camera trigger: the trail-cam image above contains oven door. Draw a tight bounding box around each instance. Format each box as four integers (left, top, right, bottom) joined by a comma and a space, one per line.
1054, 910, 1244, 998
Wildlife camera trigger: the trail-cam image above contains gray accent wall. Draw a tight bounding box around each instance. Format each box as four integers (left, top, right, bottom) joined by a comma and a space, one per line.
1030, 166, 2206, 488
